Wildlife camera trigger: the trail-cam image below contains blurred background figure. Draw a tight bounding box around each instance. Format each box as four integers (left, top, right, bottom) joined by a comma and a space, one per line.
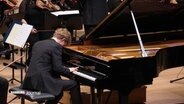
0, 76, 9, 104
0, 0, 20, 59
80, 0, 121, 41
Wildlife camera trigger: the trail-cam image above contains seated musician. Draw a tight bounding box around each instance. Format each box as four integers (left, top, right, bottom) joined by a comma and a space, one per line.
22, 28, 82, 104
0, 0, 19, 59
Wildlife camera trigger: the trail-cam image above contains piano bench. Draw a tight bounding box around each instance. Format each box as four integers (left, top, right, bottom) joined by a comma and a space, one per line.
9, 87, 55, 104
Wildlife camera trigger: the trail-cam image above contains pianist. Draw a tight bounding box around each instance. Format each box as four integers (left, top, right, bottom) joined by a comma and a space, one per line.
22, 28, 82, 104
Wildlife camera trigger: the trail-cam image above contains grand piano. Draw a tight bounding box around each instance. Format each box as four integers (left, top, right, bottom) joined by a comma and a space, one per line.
62, 0, 184, 104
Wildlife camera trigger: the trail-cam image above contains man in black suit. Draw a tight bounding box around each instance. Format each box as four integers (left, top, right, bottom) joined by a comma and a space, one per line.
22, 28, 82, 104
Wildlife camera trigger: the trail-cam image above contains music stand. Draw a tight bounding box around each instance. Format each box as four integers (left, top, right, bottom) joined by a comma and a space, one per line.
3, 20, 32, 84
50, 10, 82, 41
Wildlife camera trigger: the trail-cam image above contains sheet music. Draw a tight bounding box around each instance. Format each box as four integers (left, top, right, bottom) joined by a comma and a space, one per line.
51, 10, 79, 16
5, 23, 33, 48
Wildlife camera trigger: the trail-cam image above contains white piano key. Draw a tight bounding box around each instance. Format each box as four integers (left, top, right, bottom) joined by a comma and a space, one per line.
73, 71, 96, 82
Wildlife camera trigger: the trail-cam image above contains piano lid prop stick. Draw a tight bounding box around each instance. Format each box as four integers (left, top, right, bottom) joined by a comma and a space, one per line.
129, 5, 148, 57
73, 71, 97, 82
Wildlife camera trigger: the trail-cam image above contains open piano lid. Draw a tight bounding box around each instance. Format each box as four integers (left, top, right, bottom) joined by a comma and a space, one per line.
85, 0, 184, 41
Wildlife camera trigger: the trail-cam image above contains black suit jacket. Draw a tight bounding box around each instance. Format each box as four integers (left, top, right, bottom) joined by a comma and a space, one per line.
22, 39, 70, 96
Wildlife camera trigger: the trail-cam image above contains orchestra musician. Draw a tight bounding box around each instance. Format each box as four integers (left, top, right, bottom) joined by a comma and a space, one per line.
0, 0, 33, 59
22, 0, 60, 64
22, 0, 66, 64
22, 28, 82, 104
24, 0, 60, 41
35, 0, 82, 41
82, 0, 108, 36
0, 0, 38, 60
80, 0, 122, 40
0, 0, 19, 59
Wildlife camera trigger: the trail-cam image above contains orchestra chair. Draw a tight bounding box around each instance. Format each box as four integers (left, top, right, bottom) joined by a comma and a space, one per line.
8, 86, 55, 104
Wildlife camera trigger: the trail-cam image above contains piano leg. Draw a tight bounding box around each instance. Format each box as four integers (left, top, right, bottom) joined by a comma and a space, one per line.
96, 89, 103, 104
90, 87, 95, 104
89, 87, 103, 104
118, 88, 133, 104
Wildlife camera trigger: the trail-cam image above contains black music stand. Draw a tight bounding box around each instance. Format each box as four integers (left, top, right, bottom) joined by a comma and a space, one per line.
2, 45, 25, 84
170, 66, 184, 83
2, 21, 32, 84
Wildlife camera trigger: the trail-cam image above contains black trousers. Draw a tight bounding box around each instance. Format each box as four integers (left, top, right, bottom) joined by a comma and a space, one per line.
0, 76, 9, 104
45, 80, 82, 104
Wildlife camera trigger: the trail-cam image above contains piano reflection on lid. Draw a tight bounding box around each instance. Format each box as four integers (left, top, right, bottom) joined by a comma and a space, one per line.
62, 0, 184, 103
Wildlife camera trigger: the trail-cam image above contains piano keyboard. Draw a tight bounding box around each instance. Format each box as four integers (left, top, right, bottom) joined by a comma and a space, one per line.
63, 63, 105, 82
73, 71, 97, 82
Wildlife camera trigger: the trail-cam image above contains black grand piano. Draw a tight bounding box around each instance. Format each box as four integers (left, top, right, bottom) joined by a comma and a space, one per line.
62, 0, 184, 104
